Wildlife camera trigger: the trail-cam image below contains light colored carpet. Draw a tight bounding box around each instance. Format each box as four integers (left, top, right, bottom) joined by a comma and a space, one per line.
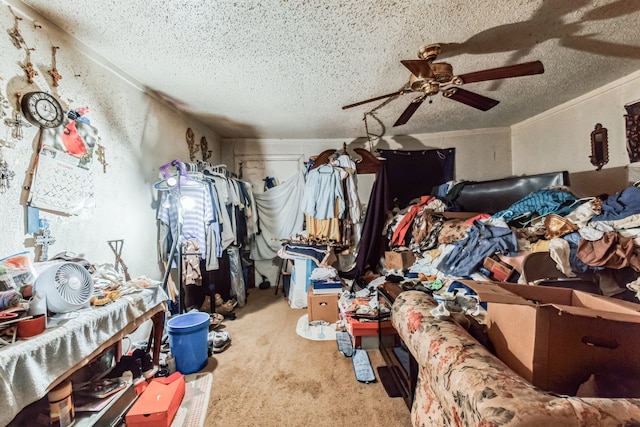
199, 288, 412, 427
295, 314, 337, 341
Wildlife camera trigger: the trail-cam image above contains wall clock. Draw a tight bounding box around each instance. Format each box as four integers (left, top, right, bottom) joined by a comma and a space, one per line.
20, 91, 64, 128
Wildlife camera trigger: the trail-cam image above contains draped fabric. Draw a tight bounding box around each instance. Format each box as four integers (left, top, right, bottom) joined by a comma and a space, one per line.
344, 148, 456, 279
342, 162, 391, 280
379, 148, 455, 209
250, 171, 306, 260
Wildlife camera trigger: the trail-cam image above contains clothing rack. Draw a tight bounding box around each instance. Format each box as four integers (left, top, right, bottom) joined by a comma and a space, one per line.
197, 160, 238, 179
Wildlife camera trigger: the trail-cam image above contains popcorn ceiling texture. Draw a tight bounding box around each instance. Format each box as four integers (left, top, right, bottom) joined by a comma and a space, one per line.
16, 0, 640, 139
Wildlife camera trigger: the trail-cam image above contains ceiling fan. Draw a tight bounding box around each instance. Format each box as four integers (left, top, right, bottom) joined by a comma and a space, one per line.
342, 43, 544, 127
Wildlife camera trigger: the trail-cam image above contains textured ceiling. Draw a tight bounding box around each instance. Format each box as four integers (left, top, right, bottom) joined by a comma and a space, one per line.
15, 0, 640, 139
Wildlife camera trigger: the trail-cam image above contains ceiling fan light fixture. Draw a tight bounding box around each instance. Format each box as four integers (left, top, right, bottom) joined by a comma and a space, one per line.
417, 43, 441, 61
431, 62, 453, 82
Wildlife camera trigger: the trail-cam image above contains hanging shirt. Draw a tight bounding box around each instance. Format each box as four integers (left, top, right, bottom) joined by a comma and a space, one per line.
157, 184, 214, 260
301, 164, 345, 220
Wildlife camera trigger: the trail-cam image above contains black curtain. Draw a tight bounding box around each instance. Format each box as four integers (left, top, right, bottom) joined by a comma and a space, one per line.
380, 148, 455, 209
344, 148, 455, 279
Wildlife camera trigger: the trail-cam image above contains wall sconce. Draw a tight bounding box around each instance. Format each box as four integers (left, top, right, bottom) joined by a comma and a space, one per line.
589, 123, 609, 171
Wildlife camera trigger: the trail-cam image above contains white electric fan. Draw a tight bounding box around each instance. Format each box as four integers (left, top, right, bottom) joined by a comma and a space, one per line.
34, 262, 94, 313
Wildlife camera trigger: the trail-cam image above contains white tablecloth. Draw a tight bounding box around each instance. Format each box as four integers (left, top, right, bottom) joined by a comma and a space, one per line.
0, 286, 168, 426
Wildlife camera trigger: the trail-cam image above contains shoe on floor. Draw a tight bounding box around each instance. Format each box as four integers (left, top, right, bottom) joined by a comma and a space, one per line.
208, 331, 231, 353
217, 300, 237, 315
214, 293, 224, 307
132, 349, 156, 379
210, 312, 224, 328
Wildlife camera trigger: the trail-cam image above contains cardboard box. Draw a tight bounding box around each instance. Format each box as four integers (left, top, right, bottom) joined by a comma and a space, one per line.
385, 250, 415, 270
460, 280, 640, 395
307, 289, 339, 323
126, 372, 185, 427
345, 315, 394, 348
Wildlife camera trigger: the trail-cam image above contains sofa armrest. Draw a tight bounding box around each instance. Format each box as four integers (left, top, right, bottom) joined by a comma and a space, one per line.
391, 290, 640, 427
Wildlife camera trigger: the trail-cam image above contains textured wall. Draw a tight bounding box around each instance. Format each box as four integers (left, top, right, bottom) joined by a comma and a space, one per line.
0, 4, 221, 278
512, 70, 640, 184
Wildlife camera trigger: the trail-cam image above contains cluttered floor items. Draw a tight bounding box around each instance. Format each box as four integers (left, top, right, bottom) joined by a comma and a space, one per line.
0, 249, 235, 426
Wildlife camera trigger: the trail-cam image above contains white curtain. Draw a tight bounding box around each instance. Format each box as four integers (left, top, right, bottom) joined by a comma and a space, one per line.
250, 171, 305, 260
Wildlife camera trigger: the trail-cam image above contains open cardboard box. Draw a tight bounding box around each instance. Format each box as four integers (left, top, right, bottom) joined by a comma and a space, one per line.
457, 280, 640, 395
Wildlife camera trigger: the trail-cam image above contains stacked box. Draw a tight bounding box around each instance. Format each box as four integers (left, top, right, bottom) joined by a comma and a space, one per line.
307, 289, 339, 323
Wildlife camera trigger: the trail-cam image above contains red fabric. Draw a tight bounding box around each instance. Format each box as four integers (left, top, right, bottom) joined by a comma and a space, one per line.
391, 196, 435, 246
465, 213, 491, 225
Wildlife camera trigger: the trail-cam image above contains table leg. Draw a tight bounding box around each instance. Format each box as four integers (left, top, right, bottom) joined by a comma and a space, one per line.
150, 310, 165, 366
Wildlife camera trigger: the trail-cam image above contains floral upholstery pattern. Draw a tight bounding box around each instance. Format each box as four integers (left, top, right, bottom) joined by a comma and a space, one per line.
391, 291, 640, 427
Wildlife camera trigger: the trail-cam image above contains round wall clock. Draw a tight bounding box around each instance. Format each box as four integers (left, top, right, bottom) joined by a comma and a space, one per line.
20, 91, 64, 128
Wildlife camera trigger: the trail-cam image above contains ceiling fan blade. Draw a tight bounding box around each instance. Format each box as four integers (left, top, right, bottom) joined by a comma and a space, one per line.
457, 61, 544, 84
400, 60, 434, 79
393, 98, 425, 127
443, 88, 499, 111
342, 90, 405, 109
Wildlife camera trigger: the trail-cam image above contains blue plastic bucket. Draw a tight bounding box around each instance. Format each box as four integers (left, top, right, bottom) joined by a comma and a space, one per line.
167, 312, 210, 374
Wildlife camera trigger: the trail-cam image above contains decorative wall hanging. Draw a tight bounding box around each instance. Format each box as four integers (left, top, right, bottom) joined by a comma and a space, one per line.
0, 153, 15, 193
96, 142, 108, 173
0, 81, 9, 118
589, 123, 609, 171
625, 100, 640, 163
200, 136, 212, 161
21, 47, 38, 84
48, 46, 62, 87
7, 9, 24, 49
186, 127, 198, 161
4, 112, 29, 141
34, 219, 55, 262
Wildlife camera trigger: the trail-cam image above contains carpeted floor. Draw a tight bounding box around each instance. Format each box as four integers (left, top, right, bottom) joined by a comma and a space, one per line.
198, 288, 412, 427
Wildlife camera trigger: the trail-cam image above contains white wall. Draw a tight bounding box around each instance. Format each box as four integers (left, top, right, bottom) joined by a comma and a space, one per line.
512, 70, 640, 176
224, 129, 513, 284
224, 126, 513, 186
0, 2, 221, 279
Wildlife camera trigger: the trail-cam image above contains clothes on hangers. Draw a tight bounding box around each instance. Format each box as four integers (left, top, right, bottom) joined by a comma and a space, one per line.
301, 163, 345, 220
157, 184, 215, 262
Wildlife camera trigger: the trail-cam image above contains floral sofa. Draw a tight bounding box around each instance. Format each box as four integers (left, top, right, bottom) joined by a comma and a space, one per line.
391, 290, 640, 427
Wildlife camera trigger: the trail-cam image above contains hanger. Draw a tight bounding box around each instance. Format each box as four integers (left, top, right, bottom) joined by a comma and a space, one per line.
153, 159, 203, 190
317, 163, 334, 174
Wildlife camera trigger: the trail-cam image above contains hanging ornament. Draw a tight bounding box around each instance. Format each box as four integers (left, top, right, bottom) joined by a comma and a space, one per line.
7, 9, 25, 49
0, 80, 10, 118
0, 150, 15, 193
48, 46, 62, 87
186, 127, 198, 161
21, 47, 38, 84
35, 219, 55, 262
96, 143, 108, 173
4, 94, 30, 140
4, 111, 30, 141
200, 136, 212, 161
